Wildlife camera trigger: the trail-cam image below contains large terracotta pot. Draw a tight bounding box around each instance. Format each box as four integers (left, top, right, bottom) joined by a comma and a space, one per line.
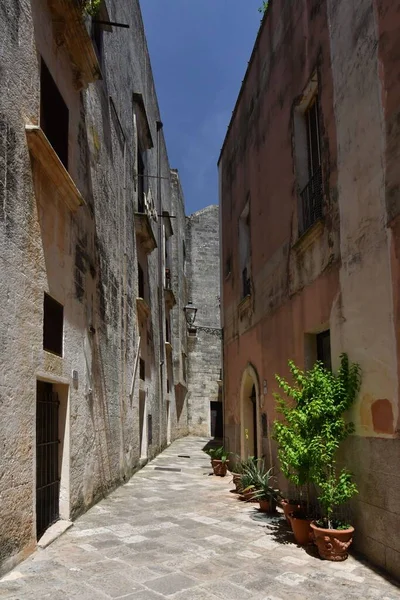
211, 459, 227, 477
310, 522, 354, 561
259, 499, 276, 513
281, 500, 301, 526
289, 513, 313, 545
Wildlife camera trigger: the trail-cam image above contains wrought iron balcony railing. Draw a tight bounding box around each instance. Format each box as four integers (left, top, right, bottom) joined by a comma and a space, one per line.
300, 166, 323, 234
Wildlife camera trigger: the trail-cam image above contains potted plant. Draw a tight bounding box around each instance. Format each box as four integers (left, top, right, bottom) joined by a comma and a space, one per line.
273, 362, 317, 544
238, 457, 264, 501
251, 467, 281, 513
308, 354, 361, 561
204, 446, 229, 477
229, 455, 257, 492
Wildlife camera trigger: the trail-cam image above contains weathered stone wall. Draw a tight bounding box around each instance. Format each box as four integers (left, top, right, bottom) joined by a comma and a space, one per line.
186, 206, 222, 436
219, 0, 400, 580
0, 0, 189, 574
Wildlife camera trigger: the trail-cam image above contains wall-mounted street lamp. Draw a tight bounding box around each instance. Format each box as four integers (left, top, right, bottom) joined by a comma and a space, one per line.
183, 301, 197, 334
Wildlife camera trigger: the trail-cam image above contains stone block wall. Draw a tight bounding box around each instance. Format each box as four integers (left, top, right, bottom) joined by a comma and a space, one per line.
186, 206, 222, 436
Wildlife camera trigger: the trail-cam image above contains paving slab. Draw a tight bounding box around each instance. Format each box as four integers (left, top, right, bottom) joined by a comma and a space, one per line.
1, 436, 399, 599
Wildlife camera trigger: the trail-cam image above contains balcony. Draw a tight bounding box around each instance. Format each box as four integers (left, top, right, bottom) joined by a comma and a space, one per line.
164, 268, 176, 309
25, 125, 85, 211
134, 212, 157, 254
300, 166, 323, 234
47, 0, 101, 89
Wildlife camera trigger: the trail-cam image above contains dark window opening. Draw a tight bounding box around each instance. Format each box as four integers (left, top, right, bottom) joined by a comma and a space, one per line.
167, 379, 170, 393
165, 268, 171, 289
138, 263, 145, 299
182, 354, 187, 381
137, 150, 148, 213
300, 95, 323, 233
166, 318, 171, 343
91, 20, 103, 62
316, 329, 331, 371
148, 414, 153, 445
139, 357, 145, 381
242, 267, 251, 298
43, 293, 63, 356
225, 255, 232, 277
40, 59, 69, 169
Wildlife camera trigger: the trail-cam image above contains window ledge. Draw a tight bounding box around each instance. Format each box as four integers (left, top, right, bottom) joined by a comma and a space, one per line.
136, 297, 151, 321
292, 219, 324, 254
164, 288, 176, 309
26, 125, 85, 212
134, 212, 157, 254
48, 0, 101, 89
238, 294, 252, 318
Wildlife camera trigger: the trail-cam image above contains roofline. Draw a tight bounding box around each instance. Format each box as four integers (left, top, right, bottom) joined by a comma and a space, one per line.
217, 6, 270, 165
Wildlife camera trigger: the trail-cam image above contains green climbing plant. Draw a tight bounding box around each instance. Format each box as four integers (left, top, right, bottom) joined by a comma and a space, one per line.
258, 1, 269, 14
273, 353, 361, 526
81, 0, 101, 17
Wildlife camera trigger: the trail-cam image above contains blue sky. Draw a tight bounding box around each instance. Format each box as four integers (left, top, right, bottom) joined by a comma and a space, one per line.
140, 0, 263, 215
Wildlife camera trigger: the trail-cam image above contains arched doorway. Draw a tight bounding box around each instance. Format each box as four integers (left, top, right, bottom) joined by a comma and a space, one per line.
240, 364, 260, 458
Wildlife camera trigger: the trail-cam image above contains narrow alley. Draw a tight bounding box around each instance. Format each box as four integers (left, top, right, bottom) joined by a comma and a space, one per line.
1, 438, 398, 600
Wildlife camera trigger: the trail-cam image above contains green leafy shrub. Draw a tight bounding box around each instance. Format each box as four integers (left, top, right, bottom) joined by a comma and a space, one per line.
273, 353, 361, 527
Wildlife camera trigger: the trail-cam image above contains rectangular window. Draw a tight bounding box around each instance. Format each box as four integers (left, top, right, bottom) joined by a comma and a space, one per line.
239, 201, 251, 299
182, 353, 187, 382
165, 318, 171, 343
91, 20, 103, 62
138, 262, 145, 299
43, 293, 63, 356
139, 357, 145, 381
40, 59, 69, 169
167, 379, 170, 393
316, 330, 331, 371
137, 149, 148, 213
300, 95, 323, 233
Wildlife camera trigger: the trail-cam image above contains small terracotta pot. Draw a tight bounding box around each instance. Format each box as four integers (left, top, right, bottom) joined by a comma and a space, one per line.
211, 459, 227, 477
231, 473, 242, 491
310, 522, 354, 561
281, 500, 301, 526
259, 499, 276, 513
240, 489, 257, 502
289, 513, 313, 545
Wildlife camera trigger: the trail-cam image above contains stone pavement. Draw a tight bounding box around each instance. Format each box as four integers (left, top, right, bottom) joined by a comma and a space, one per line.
1, 437, 399, 600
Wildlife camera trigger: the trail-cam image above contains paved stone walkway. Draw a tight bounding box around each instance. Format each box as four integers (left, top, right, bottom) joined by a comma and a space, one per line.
1, 437, 399, 599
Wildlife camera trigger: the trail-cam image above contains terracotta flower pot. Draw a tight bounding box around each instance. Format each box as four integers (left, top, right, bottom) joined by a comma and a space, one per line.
259, 499, 276, 513
240, 488, 257, 502
211, 459, 227, 477
231, 473, 242, 491
310, 522, 354, 561
281, 500, 301, 526
289, 513, 313, 545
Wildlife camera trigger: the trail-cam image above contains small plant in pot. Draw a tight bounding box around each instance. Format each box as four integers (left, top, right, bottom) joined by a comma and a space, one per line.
205, 446, 229, 477
251, 467, 281, 513
238, 458, 264, 501
229, 455, 258, 492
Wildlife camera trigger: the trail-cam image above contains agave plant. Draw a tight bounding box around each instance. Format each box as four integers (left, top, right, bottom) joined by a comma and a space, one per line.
250, 467, 281, 503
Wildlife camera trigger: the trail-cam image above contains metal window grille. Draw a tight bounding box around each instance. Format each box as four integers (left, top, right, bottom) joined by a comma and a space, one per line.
36, 382, 60, 539
165, 268, 172, 290
300, 165, 323, 234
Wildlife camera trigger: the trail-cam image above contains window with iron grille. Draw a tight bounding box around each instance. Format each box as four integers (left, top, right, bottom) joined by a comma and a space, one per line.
300, 96, 323, 233
43, 293, 63, 356
137, 149, 148, 213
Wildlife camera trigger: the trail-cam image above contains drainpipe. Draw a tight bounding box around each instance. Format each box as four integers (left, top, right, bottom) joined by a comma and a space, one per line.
156, 120, 164, 449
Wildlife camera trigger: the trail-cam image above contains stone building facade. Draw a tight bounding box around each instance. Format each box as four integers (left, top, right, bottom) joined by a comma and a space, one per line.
219, 0, 400, 579
0, 0, 220, 576
185, 206, 222, 437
